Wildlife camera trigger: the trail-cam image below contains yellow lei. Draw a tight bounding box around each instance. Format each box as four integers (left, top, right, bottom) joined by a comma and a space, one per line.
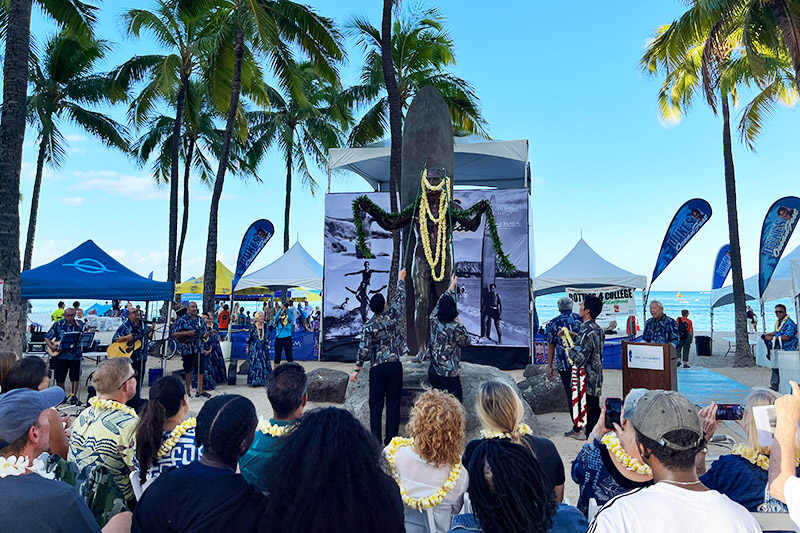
418, 170, 450, 282
256, 416, 293, 437
88, 397, 137, 418
479, 423, 533, 440
385, 437, 462, 511
157, 418, 197, 460
601, 432, 652, 476
732, 444, 800, 471
776, 315, 790, 334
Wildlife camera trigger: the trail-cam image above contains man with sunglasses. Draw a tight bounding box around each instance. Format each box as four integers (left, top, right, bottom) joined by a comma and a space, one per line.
766, 304, 798, 392
68, 358, 139, 506
113, 307, 154, 408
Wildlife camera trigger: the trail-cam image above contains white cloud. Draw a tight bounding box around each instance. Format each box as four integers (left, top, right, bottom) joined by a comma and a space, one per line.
63, 133, 88, 143
70, 170, 167, 201
62, 197, 85, 206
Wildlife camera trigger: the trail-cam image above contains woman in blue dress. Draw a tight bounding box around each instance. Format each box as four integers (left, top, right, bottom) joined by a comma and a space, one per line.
203, 312, 227, 385
246, 311, 271, 386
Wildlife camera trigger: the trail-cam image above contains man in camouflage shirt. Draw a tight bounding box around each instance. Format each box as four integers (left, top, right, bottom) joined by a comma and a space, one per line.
561, 294, 605, 440
642, 300, 680, 349
350, 268, 408, 444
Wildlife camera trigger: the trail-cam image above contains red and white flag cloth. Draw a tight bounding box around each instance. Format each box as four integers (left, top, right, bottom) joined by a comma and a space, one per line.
571, 366, 587, 429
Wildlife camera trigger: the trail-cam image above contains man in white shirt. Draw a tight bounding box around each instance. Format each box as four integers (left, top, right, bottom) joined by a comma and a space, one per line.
769, 379, 800, 528
589, 390, 761, 533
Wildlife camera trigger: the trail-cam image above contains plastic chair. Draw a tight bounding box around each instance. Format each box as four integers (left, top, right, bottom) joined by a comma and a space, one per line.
129, 471, 154, 500
588, 498, 599, 523
750, 512, 796, 532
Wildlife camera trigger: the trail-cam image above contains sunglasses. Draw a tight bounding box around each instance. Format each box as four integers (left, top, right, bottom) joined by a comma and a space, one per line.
118, 374, 136, 390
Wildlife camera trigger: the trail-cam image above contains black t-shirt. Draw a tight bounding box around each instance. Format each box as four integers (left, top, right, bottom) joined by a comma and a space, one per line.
463, 435, 565, 498
132, 461, 268, 533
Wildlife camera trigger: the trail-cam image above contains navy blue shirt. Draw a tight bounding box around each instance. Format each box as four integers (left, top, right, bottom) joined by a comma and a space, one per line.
701, 453, 795, 512
45, 319, 85, 361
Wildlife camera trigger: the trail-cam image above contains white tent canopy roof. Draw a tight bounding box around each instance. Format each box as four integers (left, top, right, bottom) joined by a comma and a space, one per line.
533, 238, 647, 296
328, 136, 530, 191
236, 241, 323, 291
711, 244, 800, 308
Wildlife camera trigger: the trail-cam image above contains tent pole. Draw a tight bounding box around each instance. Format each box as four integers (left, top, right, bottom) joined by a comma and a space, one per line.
327, 165, 331, 194
161, 299, 172, 375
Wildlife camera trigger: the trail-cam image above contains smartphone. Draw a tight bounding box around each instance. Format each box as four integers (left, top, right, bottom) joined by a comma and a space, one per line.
605, 397, 622, 428
716, 403, 745, 420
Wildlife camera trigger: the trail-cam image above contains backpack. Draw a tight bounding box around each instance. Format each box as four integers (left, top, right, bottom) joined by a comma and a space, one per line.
677, 318, 689, 339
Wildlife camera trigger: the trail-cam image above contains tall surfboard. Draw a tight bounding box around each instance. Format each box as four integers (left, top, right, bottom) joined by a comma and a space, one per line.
481, 194, 497, 291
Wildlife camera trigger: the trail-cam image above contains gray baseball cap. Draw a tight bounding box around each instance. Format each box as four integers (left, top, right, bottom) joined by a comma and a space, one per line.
0, 387, 65, 445
630, 390, 703, 451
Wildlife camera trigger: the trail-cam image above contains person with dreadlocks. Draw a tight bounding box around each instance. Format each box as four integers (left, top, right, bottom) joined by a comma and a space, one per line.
131, 395, 266, 532
261, 407, 404, 533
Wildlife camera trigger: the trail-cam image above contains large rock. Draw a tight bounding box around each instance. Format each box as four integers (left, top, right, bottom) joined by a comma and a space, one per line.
343, 359, 540, 442
307, 368, 349, 404
517, 364, 570, 414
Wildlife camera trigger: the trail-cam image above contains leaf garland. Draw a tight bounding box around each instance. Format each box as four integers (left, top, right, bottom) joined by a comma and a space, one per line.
352, 194, 516, 275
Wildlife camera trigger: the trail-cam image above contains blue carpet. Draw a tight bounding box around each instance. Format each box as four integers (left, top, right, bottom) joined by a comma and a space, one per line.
677, 368, 750, 407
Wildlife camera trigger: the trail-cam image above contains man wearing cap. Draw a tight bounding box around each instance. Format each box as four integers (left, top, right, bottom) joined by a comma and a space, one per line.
588, 390, 761, 532
45, 306, 85, 405
0, 388, 109, 531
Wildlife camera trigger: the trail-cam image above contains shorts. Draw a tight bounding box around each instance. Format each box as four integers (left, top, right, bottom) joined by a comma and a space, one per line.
182, 352, 206, 374
50, 357, 81, 383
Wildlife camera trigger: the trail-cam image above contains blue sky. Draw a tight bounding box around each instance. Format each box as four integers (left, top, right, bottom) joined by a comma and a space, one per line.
21, 1, 800, 291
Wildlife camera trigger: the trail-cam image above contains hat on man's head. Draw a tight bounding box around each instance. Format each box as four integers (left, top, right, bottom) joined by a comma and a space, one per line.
0, 388, 64, 446
630, 390, 703, 451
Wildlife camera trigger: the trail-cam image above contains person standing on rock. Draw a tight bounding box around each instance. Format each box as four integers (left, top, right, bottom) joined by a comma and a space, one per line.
350, 268, 408, 445
545, 297, 583, 437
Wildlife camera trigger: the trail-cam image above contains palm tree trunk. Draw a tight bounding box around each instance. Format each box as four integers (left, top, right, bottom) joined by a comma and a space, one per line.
23, 138, 48, 272
202, 23, 244, 314
176, 137, 195, 282
721, 95, 752, 367
0, 0, 34, 354
284, 141, 293, 252
167, 73, 189, 284
382, 0, 403, 299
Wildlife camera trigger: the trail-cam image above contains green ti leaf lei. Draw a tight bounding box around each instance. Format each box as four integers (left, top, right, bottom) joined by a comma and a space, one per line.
352, 195, 516, 275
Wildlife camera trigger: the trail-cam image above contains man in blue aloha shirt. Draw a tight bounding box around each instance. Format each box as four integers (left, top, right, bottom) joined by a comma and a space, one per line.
642, 300, 680, 349
45, 307, 85, 405
766, 303, 798, 391
113, 307, 154, 407
171, 301, 209, 398
545, 297, 583, 436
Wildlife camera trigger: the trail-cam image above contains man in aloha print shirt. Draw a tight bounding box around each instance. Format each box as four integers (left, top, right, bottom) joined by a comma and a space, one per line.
766, 303, 798, 391
642, 301, 680, 349
546, 296, 583, 437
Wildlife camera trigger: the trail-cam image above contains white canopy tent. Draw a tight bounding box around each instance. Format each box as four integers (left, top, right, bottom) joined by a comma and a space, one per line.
237, 241, 323, 291
710, 244, 800, 308
792, 259, 800, 328
532, 239, 647, 296
327, 136, 530, 191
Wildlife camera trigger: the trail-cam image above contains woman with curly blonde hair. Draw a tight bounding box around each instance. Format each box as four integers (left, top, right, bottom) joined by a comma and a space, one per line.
383, 389, 469, 533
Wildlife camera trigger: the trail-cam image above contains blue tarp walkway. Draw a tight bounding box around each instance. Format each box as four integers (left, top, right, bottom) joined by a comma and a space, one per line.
677, 367, 750, 407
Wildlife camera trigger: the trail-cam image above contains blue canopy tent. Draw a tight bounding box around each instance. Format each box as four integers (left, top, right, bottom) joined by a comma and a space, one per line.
21, 240, 174, 301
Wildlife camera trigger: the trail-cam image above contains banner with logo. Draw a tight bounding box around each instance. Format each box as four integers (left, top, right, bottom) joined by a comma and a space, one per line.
566, 286, 636, 328
712, 244, 731, 290
231, 219, 275, 290
651, 198, 712, 284
759, 197, 800, 298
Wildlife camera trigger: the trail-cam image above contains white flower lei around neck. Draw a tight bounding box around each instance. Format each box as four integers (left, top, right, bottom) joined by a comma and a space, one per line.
89, 397, 137, 418
157, 418, 197, 460
479, 423, 533, 440
0, 455, 55, 479
601, 432, 652, 476
256, 416, 293, 437
385, 437, 462, 511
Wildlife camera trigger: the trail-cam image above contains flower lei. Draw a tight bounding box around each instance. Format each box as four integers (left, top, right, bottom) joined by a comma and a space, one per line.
0, 455, 55, 479
601, 432, 652, 476
157, 418, 196, 460
256, 416, 294, 437
479, 423, 533, 440
385, 437, 462, 511
418, 170, 451, 282
89, 396, 137, 417
776, 315, 790, 335
732, 444, 800, 471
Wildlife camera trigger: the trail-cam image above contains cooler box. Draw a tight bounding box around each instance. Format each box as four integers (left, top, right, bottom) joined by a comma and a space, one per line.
603, 341, 622, 370
777, 350, 800, 395
696, 335, 712, 356
230, 328, 250, 360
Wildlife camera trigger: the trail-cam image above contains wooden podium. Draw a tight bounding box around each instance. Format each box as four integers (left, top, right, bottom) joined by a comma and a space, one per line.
621, 341, 677, 397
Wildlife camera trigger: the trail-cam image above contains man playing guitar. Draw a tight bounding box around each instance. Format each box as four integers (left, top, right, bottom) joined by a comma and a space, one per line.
171, 301, 210, 398
45, 307, 85, 405
112, 307, 154, 407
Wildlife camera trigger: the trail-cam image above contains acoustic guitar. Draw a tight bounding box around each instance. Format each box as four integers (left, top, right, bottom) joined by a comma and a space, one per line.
107, 324, 152, 359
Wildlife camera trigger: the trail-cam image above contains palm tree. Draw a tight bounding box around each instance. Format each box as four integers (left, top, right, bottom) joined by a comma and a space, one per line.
115, 0, 206, 284
0, 0, 97, 352
23, 33, 129, 272
199, 0, 344, 312
133, 80, 223, 281
642, 3, 798, 367
0, 0, 97, 41
245, 63, 350, 252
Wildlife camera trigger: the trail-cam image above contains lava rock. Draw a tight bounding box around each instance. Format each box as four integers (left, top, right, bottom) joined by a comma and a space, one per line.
307, 368, 349, 404
517, 364, 570, 414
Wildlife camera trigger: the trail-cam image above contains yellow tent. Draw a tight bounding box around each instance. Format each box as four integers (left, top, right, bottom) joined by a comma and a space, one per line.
175, 261, 234, 295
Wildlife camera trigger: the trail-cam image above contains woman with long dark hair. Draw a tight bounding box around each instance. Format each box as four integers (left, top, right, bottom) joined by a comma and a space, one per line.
134, 375, 199, 485
427, 275, 470, 401
203, 312, 227, 385
133, 395, 266, 531
246, 311, 271, 387
262, 407, 405, 532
